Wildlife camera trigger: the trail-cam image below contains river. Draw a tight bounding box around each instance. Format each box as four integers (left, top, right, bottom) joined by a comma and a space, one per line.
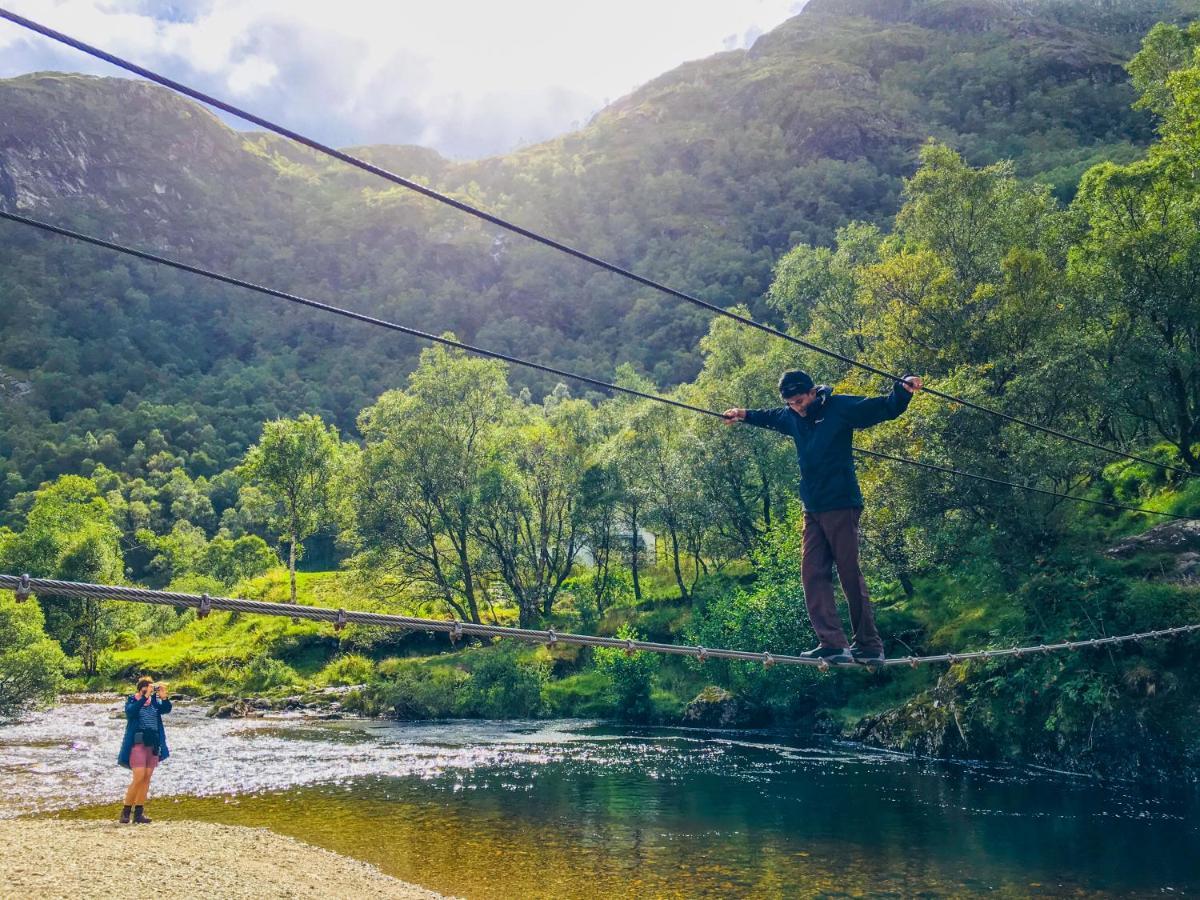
1, 697, 1196, 897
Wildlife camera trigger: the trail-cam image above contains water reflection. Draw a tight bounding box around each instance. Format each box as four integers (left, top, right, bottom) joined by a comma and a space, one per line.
2, 699, 1196, 897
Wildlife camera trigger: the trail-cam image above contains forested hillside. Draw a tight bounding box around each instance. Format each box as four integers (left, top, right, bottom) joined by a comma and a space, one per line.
2, 0, 1199, 778
1, 0, 1194, 506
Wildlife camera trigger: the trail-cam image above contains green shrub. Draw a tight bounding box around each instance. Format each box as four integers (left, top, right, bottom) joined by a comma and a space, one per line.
373, 665, 468, 719
542, 671, 614, 718
375, 657, 407, 679
272, 630, 338, 673
560, 569, 636, 629
457, 643, 549, 718
196, 661, 244, 689
594, 625, 659, 722
111, 630, 138, 651
131, 603, 193, 639
240, 656, 300, 693
0, 595, 68, 722
338, 687, 373, 715
320, 653, 374, 686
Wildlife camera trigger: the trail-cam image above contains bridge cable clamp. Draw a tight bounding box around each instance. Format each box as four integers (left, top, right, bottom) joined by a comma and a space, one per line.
450, 620, 463, 643
198, 594, 213, 619
696, 646, 708, 663
15, 574, 31, 603
334, 609, 348, 632
546, 628, 557, 648
762, 652, 775, 669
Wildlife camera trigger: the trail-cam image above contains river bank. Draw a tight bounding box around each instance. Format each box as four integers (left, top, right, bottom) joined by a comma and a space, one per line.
0, 819, 444, 898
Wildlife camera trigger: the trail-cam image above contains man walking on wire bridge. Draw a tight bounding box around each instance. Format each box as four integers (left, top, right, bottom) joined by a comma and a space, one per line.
724, 370, 924, 666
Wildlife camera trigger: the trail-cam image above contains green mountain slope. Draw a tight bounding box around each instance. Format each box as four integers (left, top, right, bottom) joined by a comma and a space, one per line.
0, 0, 1194, 504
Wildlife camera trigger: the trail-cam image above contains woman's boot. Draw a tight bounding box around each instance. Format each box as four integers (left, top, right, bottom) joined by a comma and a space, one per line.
133, 805, 152, 824
119, 805, 132, 824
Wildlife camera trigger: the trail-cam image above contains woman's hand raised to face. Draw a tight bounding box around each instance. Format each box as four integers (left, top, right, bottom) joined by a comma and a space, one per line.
155, 683, 168, 701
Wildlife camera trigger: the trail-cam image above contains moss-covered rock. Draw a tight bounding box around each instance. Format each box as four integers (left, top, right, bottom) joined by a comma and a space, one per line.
682, 686, 749, 728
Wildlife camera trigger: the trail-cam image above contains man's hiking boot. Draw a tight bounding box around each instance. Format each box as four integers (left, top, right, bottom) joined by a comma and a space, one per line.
799, 645, 852, 665
132, 806, 152, 824
851, 648, 886, 667
119, 805, 132, 824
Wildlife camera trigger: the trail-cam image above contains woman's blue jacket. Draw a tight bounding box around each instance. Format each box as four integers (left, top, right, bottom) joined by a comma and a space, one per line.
117, 694, 172, 769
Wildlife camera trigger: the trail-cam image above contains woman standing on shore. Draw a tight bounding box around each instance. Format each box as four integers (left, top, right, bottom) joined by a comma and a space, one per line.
117, 676, 171, 824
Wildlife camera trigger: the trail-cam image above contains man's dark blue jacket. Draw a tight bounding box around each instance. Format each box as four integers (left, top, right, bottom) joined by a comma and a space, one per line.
117, 693, 172, 769
744, 381, 912, 513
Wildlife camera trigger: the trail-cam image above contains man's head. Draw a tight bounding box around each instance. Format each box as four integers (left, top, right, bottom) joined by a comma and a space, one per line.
778, 370, 819, 413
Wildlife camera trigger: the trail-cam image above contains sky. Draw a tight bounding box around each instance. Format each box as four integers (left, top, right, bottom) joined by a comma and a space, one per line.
0, 0, 807, 159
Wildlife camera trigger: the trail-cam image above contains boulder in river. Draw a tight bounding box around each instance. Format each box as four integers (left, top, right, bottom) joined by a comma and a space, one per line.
682, 686, 747, 728
207, 699, 261, 719
852, 679, 969, 758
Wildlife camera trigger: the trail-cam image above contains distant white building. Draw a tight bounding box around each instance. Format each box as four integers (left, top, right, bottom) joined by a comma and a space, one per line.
575, 528, 656, 568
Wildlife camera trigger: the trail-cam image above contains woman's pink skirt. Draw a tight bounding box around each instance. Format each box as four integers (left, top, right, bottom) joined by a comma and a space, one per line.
129, 744, 160, 770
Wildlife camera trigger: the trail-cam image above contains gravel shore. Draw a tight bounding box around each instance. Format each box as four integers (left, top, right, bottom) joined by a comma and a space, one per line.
0, 819, 446, 898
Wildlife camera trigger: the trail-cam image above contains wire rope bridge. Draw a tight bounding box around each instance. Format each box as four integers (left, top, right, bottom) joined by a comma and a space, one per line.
5, 574, 1197, 672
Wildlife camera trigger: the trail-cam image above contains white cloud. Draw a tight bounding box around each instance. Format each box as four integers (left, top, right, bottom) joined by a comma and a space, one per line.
0, 0, 806, 157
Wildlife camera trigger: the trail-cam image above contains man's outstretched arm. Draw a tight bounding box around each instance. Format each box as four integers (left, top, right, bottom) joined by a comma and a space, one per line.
840, 376, 924, 429
723, 406, 792, 434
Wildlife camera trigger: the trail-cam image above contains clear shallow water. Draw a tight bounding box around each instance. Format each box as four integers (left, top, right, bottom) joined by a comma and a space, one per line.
2, 698, 1197, 897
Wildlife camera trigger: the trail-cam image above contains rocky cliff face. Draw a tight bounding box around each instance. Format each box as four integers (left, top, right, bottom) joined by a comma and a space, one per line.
1106, 520, 1200, 583
0, 73, 271, 219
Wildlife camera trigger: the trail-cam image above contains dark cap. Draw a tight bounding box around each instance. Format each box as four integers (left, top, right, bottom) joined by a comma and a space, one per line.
778, 370, 814, 399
